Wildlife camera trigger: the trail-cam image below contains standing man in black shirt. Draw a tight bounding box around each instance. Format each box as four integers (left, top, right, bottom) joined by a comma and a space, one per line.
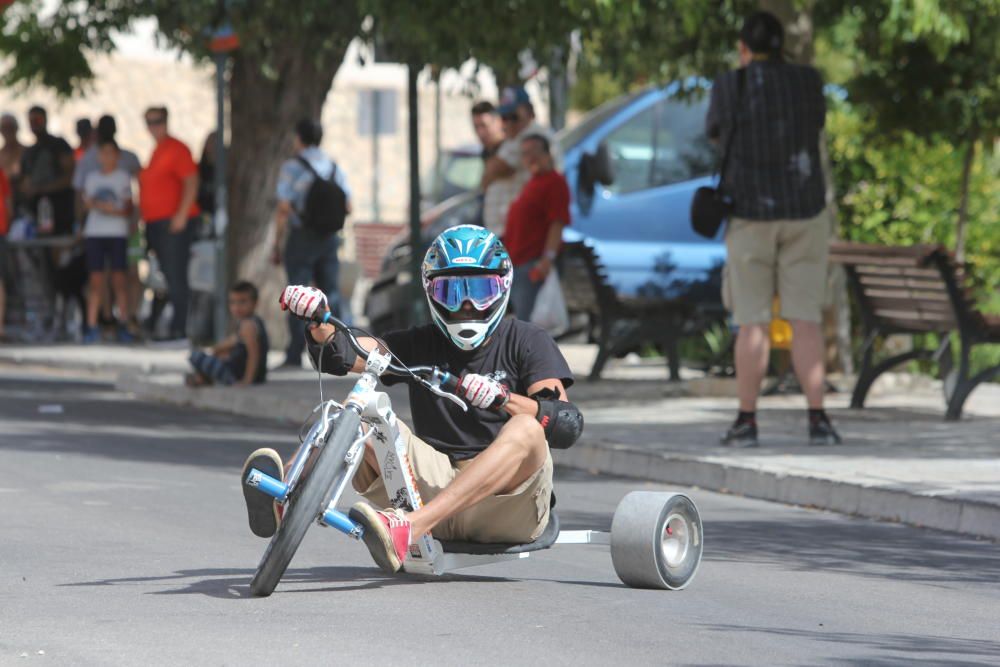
20, 106, 75, 236
706, 11, 841, 448
240, 225, 584, 574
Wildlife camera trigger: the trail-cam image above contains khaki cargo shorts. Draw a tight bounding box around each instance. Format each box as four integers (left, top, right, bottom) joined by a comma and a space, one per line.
722, 208, 832, 325
355, 420, 553, 544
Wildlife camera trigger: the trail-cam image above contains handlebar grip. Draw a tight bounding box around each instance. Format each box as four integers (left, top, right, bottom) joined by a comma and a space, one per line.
448, 373, 508, 411
439, 372, 460, 394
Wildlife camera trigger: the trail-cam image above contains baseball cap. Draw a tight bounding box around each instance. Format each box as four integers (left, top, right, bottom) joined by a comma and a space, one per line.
497, 86, 531, 116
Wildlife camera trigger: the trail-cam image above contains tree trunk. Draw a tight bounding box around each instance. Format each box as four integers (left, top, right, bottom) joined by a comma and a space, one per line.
225, 44, 348, 349
954, 132, 978, 264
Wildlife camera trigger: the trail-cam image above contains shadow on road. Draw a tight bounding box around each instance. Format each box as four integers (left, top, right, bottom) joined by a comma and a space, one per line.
697, 623, 1000, 667
704, 518, 1000, 585
61, 565, 513, 599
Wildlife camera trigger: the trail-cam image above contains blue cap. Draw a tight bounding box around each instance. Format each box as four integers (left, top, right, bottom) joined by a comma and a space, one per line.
497, 86, 531, 116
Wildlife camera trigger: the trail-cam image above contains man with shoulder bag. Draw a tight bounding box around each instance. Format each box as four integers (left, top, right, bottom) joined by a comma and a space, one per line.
704, 11, 841, 448
272, 118, 352, 368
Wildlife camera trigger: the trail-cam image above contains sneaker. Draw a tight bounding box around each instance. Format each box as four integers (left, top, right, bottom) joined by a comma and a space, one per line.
241, 448, 284, 538
720, 420, 759, 448
82, 327, 100, 344
116, 326, 135, 344
348, 503, 411, 574
809, 416, 843, 446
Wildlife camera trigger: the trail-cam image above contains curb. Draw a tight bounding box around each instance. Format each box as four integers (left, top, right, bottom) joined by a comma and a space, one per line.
113, 373, 1000, 542
0, 351, 184, 376
115, 373, 318, 425
554, 442, 1000, 541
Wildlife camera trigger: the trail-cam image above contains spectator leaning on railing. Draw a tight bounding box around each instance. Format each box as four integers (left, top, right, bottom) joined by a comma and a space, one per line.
138, 106, 200, 341
706, 11, 841, 448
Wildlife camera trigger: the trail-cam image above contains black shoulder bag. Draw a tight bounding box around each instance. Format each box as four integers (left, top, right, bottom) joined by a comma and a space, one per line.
690, 67, 746, 239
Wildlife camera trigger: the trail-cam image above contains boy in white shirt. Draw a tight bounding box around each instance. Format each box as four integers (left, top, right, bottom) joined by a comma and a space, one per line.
82, 138, 134, 343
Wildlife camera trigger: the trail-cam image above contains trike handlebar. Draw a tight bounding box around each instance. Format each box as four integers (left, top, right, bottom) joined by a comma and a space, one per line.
312, 310, 483, 410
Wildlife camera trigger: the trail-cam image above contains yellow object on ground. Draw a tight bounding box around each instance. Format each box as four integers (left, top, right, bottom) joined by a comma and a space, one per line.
771, 297, 792, 349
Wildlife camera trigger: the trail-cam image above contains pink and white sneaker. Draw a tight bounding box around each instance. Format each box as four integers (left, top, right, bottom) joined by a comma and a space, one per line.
348, 503, 412, 573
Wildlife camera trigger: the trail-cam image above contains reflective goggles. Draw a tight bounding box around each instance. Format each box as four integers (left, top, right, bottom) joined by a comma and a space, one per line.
428, 274, 506, 312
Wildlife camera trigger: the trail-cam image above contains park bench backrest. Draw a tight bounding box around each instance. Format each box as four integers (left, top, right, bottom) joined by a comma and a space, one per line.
829, 242, 978, 335
559, 241, 620, 316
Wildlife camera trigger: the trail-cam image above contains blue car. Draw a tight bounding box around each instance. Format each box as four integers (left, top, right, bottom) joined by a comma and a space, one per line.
364, 83, 726, 333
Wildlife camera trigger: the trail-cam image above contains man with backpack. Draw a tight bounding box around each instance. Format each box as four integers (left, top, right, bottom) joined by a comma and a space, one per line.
272, 118, 351, 368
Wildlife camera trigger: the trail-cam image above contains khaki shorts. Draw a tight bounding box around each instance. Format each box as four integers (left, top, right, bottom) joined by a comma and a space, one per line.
722, 208, 831, 325
355, 420, 553, 544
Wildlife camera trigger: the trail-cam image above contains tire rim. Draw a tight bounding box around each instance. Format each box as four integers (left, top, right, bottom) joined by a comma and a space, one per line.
660, 513, 690, 568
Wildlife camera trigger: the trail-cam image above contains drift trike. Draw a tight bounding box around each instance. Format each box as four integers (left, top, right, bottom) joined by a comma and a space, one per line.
245, 314, 703, 597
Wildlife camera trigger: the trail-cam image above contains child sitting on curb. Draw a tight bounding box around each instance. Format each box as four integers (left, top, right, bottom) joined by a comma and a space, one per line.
187, 281, 269, 387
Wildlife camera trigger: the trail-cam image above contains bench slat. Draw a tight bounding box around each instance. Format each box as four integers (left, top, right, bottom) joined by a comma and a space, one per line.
832, 254, 929, 268
858, 275, 948, 291
868, 298, 955, 317
872, 307, 955, 323
864, 288, 950, 302
879, 316, 955, 334
854, 265, 944, 279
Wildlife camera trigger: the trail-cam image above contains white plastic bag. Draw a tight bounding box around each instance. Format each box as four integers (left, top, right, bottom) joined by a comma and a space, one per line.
530, 267, 570, 337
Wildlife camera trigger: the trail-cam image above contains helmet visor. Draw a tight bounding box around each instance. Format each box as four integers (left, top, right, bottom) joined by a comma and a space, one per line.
429, 274, 506, 313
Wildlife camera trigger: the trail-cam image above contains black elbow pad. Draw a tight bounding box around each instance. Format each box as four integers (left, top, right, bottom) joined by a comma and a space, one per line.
533, 390, 584, 450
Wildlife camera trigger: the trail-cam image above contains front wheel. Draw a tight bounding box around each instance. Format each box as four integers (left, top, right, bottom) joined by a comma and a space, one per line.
250, 409, 362, 597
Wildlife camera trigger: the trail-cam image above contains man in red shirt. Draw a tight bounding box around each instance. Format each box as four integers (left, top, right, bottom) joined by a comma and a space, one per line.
503, 134, 570, 320
138, 106, 200, 340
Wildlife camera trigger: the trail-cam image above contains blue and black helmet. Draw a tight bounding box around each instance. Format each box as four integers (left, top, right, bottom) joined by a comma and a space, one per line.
422, 225, 512, 350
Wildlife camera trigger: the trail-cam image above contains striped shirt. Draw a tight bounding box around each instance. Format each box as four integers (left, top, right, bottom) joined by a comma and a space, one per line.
706, 60, 826, 221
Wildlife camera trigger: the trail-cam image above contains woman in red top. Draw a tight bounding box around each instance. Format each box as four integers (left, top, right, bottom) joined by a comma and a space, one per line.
138, 106, 200, 340
503, 134, 570, 320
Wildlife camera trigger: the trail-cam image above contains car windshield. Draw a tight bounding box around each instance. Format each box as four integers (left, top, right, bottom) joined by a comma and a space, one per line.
557, 89, 649, 152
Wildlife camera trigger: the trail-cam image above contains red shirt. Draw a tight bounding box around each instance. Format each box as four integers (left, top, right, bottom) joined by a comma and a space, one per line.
139, 136, 200, 222
503, 169, 570, 266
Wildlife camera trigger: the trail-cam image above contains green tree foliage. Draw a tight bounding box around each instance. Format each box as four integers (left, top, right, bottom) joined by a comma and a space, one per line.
568, 0, 755, 108
828, 101, 1000, 292
816, 0, 1000, 261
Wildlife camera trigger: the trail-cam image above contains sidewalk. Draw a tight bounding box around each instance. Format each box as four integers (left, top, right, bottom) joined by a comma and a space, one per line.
5, 342, 1000, 540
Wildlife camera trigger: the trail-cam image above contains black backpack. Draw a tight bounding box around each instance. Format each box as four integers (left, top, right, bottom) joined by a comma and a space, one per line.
296, 156, 347, 236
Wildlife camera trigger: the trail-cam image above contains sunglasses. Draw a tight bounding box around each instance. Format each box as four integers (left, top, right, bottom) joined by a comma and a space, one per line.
145, 117, 166, 126
501, 113, 519, 122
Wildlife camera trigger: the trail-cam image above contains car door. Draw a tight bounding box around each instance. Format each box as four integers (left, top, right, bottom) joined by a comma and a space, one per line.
569, 91, 725, 304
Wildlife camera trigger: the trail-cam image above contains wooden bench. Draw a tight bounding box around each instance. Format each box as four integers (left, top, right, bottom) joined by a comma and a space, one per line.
829, 241, 1000, 420
558, 241, 702, 381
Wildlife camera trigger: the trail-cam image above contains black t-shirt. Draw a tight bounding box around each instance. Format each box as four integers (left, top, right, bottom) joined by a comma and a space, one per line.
312, 318, 573, 461
20, 134, 75, 233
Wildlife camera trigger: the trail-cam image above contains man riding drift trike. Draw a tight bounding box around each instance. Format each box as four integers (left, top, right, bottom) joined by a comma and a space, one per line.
241, 225, 585, 574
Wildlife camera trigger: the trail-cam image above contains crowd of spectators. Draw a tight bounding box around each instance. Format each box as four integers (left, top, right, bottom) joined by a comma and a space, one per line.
0, 104, 211, 345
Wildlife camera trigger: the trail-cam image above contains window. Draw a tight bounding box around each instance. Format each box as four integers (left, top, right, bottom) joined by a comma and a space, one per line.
604, 107, 655, 195
602, 96, 714, 196
650, 97, 715, 187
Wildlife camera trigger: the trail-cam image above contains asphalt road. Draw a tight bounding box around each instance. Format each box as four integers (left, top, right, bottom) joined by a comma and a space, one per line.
1, 369, 998, 666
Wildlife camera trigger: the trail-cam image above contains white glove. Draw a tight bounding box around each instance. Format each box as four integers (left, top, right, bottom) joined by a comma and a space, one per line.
279, 285, 328, 321
458, 373, 510, 410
